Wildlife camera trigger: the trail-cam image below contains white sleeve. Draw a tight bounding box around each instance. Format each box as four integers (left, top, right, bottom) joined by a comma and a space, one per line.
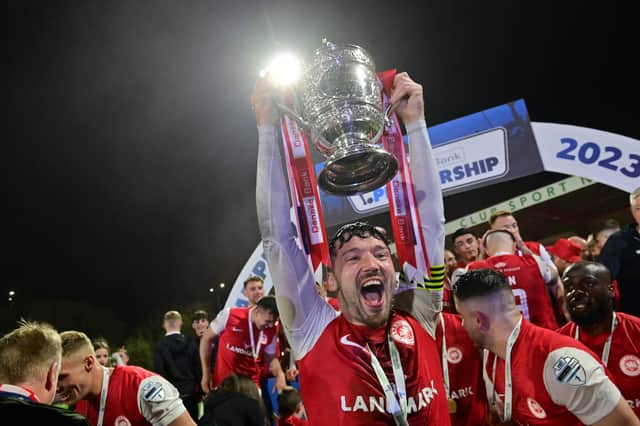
209, 308, 230, 335
137, 375, 187, 426
407, 120, 446, 269
393, 121, 445, 338
538, 246, 558, 280
256, 125, 337, 359
532, 254, 553, 284
543, 347, 621, 425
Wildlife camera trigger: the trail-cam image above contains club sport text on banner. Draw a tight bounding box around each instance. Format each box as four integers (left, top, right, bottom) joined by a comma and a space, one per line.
532, 122, 639, 193
317, 100, 543, 226
444, 176, 596, 235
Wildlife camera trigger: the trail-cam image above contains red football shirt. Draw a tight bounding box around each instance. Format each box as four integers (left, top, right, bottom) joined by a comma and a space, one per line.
468, 254, 558, 329
435, 313, 488, 426
485, 319, 620, 425
213, 307, 278, 387
557, 312, 640, 417
297, 311, 450, 425
76, 366, 184, 426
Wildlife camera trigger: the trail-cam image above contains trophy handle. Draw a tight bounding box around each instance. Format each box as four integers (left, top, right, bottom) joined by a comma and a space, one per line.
275, 103, 333, 155
383, 101, 400, 128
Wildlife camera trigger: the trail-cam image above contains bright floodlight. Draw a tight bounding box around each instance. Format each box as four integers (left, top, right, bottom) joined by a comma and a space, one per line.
263, 53, 301, 86
209, 287, 214, 293
220, 283, 225, 288
8, 290, 15, 296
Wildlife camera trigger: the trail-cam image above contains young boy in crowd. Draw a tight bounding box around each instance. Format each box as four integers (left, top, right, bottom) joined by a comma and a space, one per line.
277, 387, 306, 426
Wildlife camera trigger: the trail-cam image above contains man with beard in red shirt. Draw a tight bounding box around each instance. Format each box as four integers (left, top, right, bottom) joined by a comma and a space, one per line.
557, 261, 640, 418
253, 72, 449, 425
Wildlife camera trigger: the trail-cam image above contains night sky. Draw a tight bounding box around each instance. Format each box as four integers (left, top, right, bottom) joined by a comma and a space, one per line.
5, 1, 639, 331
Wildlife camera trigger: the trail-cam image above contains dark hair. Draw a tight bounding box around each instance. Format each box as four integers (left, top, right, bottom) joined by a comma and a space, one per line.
453, 269, 510, 301
277, 386, 302, 418
243, 275, 264, 288
452, 227, 478, 242
329, 221, 390, 258
256, 295, 279, 317
219, 373, 261, 400
192, 310, 208, 321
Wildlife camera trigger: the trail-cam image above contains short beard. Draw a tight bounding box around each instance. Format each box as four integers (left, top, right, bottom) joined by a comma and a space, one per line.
572, 303, 610, 329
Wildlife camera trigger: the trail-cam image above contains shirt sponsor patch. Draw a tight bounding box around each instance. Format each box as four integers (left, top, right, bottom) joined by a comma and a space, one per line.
494, 262, 507, 268
552, 356, 586, 386
114, 415, 132, 426
527, 397, 547, 419
447, 347, 463, 364
619, 354, 640, 377
390, 319, 415, 346
142, 381, 167, 402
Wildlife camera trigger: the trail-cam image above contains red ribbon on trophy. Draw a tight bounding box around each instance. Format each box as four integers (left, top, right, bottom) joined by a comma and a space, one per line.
279, 111, 331, 271
379, 69, 429, 276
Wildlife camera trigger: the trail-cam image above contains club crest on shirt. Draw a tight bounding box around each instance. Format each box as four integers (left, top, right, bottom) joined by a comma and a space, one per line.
527, 397, 547, 419
447, 346, 463, 364
142, 381, 166, 402
114, 415, 132, 426
391, 319, 415, 345
619, 354, 640, 377
552, 356, 586, 386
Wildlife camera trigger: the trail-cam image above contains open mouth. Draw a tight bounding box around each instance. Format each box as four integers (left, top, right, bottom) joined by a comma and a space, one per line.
360, 278, 384, 309
568, 296, 591, 312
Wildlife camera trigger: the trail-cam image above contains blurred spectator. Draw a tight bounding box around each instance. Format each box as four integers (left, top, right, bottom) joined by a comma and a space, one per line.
198, 373, 267, 426
0, 321, 89, 425
192, 311, 209, 338
546, 238, 582, 275
567, 235, 589, 260
599, 187, 640, 317
92, 339, 110, 367
58, 331, 195, 425
444, 249, 457, 280
155, 311, 201, 421
592, 218, 621, 259
243, 276, 266, 307
276, 386, 306, 426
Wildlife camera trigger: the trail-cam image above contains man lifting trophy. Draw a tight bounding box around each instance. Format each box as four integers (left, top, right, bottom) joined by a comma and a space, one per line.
252, 39, 450, 425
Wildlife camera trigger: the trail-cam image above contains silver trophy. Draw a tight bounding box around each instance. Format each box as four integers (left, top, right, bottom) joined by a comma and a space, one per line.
276, 40, 399, 195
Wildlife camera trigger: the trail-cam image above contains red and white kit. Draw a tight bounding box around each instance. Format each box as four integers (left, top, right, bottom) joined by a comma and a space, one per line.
209, 306, 278, 387
257, 120, 450, 425
76, 365, 186, 426
558, 312, 640, 417
468, 254, 558, 330
484, 319, 620, 425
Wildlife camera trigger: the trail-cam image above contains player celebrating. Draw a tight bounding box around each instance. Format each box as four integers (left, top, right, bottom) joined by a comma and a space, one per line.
253, 72, 449, 425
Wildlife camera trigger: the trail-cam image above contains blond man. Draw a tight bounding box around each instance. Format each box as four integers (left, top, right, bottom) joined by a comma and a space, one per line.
57, 331, 195, 426
0, 321, 89, 425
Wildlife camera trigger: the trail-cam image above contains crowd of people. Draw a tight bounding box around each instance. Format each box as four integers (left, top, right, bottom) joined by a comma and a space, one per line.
1, 73, 639, 426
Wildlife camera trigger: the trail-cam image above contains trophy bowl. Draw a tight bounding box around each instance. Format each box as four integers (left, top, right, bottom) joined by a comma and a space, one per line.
281, 40, 398, 195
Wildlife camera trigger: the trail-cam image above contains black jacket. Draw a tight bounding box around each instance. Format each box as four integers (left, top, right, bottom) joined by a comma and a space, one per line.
198, 391, 265, 426
154, 333, 201, 397
599, 223, 640, 316
0, 396, 90, 426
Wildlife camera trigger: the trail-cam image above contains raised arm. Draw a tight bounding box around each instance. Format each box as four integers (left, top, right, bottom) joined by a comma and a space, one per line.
390, 73, 445, 336
252, 78, 335, 357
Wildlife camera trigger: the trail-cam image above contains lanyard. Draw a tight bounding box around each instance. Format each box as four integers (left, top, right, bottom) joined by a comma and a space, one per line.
489, 316, 523, 422
97, 367, 110, 426
248, 309, 264, 360
574, 312, 617, 366
368, 334, 408, 426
